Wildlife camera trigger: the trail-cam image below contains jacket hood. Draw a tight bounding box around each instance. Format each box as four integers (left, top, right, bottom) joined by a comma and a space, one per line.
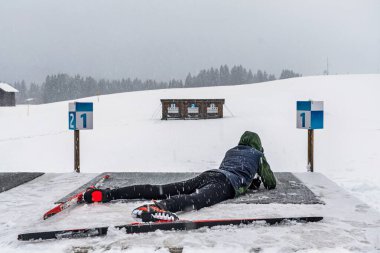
239, 131, 276, 190
238, 131, 263, 152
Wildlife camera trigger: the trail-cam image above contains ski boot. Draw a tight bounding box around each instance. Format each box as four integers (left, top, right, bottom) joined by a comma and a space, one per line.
132, 201, 179, 222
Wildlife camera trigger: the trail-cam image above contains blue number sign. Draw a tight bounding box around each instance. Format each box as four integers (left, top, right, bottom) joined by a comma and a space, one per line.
68, 102, 93, 130
297, 101, 323, 129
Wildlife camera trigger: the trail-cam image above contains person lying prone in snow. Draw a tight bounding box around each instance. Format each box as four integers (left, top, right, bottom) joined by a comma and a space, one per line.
83, 131, 276, 222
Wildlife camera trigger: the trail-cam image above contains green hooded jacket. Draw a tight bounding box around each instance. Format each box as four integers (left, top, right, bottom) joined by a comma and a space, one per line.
238, 131, 277, 190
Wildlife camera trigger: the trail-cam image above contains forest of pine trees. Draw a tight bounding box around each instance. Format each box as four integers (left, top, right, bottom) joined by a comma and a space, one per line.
184, 65, 276, 87
12, 65, 301, 104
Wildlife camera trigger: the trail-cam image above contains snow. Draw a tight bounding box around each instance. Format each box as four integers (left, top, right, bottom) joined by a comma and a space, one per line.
1, 74, 380, 252
0, 82, 18, 92
1, 172, 379, 252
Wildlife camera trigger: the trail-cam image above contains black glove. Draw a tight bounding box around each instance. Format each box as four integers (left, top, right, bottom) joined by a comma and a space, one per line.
249, 177, 261, 190
83, 188, 112, 203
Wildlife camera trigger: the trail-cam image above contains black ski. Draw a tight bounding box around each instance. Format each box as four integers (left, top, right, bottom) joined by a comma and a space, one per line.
18, 216, 323, 241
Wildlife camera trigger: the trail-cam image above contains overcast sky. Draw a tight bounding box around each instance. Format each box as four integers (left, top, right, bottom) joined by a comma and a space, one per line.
0, 0, 379, 84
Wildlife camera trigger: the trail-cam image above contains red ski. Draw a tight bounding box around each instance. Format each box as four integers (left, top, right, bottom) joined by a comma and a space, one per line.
42, 174, 110, 220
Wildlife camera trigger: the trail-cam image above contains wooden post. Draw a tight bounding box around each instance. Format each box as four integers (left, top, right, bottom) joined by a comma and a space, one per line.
308, 129, 314, 172
74, 130, 80, 173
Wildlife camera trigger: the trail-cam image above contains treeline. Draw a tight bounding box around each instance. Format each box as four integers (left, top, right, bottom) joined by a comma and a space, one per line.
12, 66, 301, 104
13, 76, 183, 104
185, 65, 276, 87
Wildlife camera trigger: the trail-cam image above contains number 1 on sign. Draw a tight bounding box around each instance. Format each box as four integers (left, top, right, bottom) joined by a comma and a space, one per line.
80, 113, 87, 128
300, 112, 306, 128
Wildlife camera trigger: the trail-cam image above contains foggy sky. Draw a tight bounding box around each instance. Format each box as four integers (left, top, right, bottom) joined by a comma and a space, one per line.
0, 0, 379, 84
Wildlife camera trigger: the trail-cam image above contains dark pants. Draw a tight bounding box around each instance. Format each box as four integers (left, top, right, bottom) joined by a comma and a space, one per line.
110, 171, 235, 213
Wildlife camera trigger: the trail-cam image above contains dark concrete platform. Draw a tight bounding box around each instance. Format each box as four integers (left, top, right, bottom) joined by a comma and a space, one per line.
57, 172, 324, 205
0, 172, 44, 193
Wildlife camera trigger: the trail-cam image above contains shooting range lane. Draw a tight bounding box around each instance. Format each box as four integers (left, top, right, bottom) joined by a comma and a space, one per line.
56, 172, 323, 205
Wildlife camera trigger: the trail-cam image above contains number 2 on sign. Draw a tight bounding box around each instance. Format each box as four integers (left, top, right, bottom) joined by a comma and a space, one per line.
300, 112, 306, 128
80, 113, 87, 128
69, 112, 75, 129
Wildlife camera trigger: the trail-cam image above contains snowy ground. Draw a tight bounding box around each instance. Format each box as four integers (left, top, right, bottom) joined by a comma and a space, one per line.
0, 172, 379, 252
1, 74, 380, 252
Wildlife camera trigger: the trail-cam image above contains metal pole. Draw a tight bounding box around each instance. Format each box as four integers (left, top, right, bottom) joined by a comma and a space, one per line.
308, 129, 314, 172
74, 130, 80, 173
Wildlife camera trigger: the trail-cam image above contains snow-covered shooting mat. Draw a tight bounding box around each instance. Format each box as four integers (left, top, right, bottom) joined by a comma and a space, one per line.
57, 172, 324, 205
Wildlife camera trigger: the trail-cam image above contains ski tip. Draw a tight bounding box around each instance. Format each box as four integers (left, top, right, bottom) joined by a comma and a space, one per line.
42, 207, 61, 220
18, 233, 31, 241
285, 216, 323, 223
43, 212, 53, 220
310, 216, 323, 222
